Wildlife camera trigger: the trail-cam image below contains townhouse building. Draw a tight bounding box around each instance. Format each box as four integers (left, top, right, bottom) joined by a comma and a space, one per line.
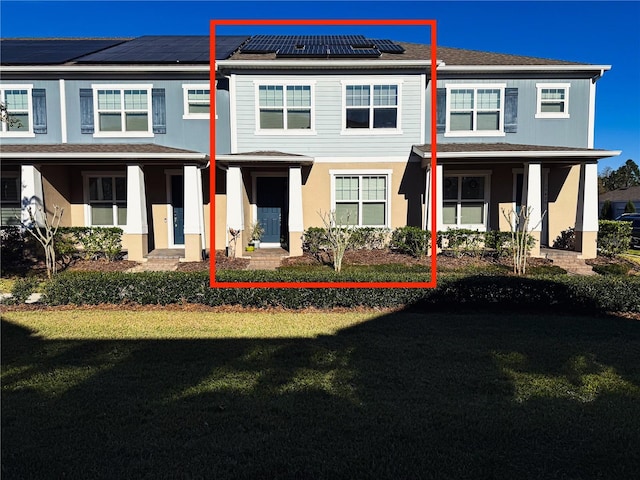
0, 35, 619, 262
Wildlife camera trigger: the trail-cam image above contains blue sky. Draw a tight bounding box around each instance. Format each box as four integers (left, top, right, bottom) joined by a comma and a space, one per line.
2, 0, 639, 173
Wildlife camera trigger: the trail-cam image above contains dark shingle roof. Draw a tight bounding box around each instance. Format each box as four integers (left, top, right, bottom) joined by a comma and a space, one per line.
0, 144, 201, 154
1, 36, 593, 66
600, 186, 640, 202
414, 143, 609, 154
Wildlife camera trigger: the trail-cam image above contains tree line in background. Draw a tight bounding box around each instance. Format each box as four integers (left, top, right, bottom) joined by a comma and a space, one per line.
599, 159, 640, 192
599, 159, 639, 219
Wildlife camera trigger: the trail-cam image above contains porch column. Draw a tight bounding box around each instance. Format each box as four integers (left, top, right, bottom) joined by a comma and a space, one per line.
226, 165, 244, 257
435, 164, 443, 232
524, 162, 542, 257
124, 164, 148, 262
21, 165, 44, 225
288, 166, 304, 257
183, 165, 204, 262
575, 162, 599, 258
424, 166, 431, 231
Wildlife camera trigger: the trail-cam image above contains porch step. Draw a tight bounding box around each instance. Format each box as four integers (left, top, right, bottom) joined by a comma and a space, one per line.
126, 259, 179, 272
244, 248, 287, 271
541, 248, 596, 276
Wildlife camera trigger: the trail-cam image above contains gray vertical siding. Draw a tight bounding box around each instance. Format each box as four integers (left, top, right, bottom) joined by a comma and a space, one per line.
427, 78, 591, 148
215, 82, 231, 154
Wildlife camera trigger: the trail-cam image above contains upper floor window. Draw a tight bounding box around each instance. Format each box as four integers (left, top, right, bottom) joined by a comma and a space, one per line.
536, 83, 570, 118
256, 83, 313, 134
442, 173, 490, 230
0, 85, 34, 137
183, 84, 210, 119
445, 84, 505, 137
92, 84, 153, 137
343, 82, 401, 133
331, 170, 392, 227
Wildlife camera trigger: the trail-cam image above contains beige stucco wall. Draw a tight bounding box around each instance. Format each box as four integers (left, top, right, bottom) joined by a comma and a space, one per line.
547, 165, 580, 245
41, 165, 73, 227
302, 161, 425, 229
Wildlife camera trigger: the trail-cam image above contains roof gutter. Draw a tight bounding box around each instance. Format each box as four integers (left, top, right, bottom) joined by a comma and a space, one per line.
412, 146, 621, 159
216, 59, 435, 69
1, 65, 211, 73
437, 64, 612, 73
0, 152, 209, 161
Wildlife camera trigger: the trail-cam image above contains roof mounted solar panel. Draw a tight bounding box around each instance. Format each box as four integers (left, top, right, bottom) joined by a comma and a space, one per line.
277, 45, 328, 57
373, 40, 406, 54
327, 46, 380, 58
0, 39, 128, 65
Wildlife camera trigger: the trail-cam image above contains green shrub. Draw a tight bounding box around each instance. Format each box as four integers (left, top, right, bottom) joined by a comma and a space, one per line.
390, 226, 430, 258
0, 226, 41, 275
6, 276, 40, 304
349, 227, 390, 250
591, 263, 632, 276
624, 200, 637, 214
600, 200, 614, 220
302, 227, 329, 260
437, 229, 485, 258
598, 220, 631, 257
483, 231, 512, 257
42, 270, 640, 313
57, 227, 124, 261
552, 227, 576, 250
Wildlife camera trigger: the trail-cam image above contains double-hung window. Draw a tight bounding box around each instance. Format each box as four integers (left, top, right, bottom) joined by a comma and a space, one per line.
0, 173, 20, 225
92, 84, 153, 136
343, 83, 400, 132
536, 83, 570, 118
445, 84, 505, 136
0, 85, 33, 136
332, 171, 391, 227
256, 83, 313, 133
442, 174, 489, 229
85, 174, 127, 226
183, 84, 210, 119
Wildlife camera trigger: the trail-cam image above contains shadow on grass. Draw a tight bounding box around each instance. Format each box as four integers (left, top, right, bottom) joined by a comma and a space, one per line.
2, 309, 640, 479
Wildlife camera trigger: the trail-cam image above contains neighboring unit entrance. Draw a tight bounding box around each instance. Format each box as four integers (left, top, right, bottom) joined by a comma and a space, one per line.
170, 174, 184, 245
256, 176, 288, 245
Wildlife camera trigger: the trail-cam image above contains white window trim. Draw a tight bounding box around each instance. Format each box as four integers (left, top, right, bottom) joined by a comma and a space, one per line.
0, 84, 35, 138
535, 83, 570, 119
330, 169, 393, 228
441, 170, 491, 231
254, 80, 317, 136
444, 83, 506, 138
82, 171, 127, 227
91, 84, 154, 138
182, 83, 211, 120
341, 80, 403, 135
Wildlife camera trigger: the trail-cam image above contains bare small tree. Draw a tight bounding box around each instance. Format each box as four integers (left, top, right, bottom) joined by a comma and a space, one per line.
501, 206, 545, 275
23, 205, 64, 279
228, 228, 241, 257
1, 101, 23, 129
319, 210, 355, 273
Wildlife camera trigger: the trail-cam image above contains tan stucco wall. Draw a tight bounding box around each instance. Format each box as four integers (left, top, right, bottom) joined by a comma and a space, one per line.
214, 168, 227, 251
547, 165, 580, 245
302, 161, 425, 229
41, 165, 75, 227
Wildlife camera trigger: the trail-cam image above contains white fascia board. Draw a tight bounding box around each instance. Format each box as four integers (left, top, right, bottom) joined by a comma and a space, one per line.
438, 65, 612, 73
1, 152, 208, 160
216, 59, 434, 69
1, 65, 210, 73
216, 154, 314, 164
411, 146, 621, 159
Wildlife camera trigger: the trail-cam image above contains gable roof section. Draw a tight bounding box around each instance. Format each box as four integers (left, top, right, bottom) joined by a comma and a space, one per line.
0, 35, 606, 69
600, 186, 640, 202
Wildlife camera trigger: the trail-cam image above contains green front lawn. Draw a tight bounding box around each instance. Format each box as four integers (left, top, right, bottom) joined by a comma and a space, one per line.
2, 309, 639, 479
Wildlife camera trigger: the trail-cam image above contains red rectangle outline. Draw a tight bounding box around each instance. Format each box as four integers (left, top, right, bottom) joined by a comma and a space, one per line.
210, 18, 437, 289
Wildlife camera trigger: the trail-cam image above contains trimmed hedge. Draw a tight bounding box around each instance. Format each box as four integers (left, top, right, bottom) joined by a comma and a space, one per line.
42, 270, 640, 312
